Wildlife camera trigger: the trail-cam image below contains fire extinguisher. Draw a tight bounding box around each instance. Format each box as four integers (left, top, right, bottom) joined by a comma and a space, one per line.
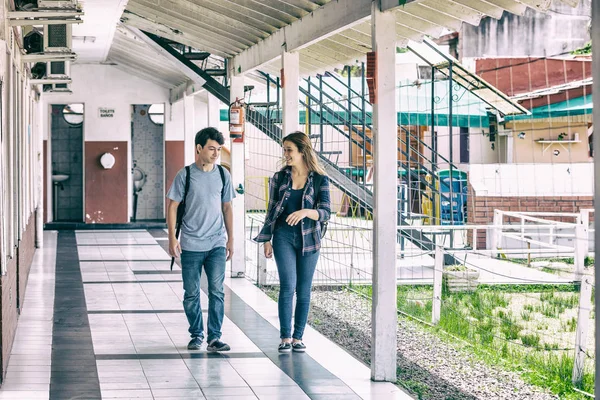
229, 98, 245, 143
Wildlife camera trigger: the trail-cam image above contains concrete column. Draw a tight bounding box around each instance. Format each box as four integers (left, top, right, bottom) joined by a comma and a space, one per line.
370, 2, 398, 382
183, 93, 195, 165
207, 92, 220, 128
281, 50, 299, 135
229, 75, 246, 278
591, 2, 599, 395
35, 94, 43, 247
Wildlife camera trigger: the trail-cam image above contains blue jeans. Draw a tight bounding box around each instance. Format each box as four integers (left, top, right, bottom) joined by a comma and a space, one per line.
272, 224, 319, 340
180, 247, 226, 342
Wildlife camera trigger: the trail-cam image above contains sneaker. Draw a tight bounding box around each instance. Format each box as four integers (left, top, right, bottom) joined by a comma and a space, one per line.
207, 339, 230, 352
292, 342, 306, 353
278, 342, 292, 353
187, 337, 203, 350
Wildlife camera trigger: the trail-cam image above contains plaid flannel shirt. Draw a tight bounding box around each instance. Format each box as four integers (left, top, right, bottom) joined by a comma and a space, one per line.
254, 167, 331, 255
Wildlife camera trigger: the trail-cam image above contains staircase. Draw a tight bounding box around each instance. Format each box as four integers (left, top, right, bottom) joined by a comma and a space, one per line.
253, 71, 461, 264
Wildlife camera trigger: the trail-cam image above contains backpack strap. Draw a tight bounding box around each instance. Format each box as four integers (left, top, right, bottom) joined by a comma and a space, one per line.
171, 165, 191, 271
217, 164, 226, 197
183, 165, 191, 207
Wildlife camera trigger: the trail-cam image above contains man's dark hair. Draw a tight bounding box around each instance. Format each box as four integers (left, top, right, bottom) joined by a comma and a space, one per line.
195, 127, 225, 147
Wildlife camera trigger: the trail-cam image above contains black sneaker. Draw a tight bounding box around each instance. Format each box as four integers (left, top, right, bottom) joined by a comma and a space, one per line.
292, 342, 306, 352
207, 339, 230, 352
187, 337, 203, 350
278, 342, 292, 353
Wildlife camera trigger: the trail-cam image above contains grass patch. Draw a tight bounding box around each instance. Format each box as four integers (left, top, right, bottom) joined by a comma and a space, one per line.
520, 333, 541, 348
350, 284, 594, 398
561, 316, 578, 332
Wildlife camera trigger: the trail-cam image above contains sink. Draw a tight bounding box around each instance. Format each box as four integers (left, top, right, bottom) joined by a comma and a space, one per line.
52, 174, 69, 183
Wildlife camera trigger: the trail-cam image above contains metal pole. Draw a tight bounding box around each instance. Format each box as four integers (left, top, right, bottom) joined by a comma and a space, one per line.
319, 74, 324, 153
362, 61, 367, 192
431, 67, 437, 224
266, 75, 271, 122
448, 62, 454, 248
348, 66, 353, 172
307, 76, 312, 137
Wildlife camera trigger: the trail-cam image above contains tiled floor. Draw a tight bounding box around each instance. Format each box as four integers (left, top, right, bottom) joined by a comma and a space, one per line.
0, 230, 412, 400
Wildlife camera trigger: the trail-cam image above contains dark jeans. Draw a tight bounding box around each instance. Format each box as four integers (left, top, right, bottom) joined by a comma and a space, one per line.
272, 224, 319, 340
180, 247, 226, 342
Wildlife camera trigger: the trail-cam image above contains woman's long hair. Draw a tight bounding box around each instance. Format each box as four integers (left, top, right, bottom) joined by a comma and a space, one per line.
280, 131, 327, 176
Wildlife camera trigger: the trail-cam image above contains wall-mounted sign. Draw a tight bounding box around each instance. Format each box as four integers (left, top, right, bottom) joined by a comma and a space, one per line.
99, 108, 115, 118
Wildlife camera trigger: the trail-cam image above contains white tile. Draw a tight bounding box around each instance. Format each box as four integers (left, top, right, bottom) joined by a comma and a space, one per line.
0, 391, 49, 399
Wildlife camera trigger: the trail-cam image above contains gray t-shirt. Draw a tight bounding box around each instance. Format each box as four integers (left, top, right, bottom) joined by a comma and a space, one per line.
167, 163, 235, 252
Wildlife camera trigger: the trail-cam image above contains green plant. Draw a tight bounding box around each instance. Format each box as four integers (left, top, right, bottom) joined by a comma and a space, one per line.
520, 333, 541, 348
572, 41, 591, 55
544, 343, 560, 351
501, 317, 521, 341
561, 316, 578, 332
477, 318, 495, 345
521, 310, 532, 321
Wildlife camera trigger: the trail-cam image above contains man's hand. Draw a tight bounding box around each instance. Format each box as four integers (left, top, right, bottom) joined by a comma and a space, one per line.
286, 209, 309, 226
226, 238, 234, 261
169, 238, 181, 258
264, 242, 273, 259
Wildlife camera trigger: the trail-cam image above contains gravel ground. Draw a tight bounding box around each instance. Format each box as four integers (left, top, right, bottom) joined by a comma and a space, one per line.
265, 287, 560, 400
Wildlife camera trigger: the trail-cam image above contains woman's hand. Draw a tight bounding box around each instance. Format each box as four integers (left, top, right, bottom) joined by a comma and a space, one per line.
264, 242, 273, 258
286, 209, 310, 226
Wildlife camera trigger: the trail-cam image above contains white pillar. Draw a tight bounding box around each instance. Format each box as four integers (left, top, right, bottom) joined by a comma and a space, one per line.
592, 1, 599, 393
207, 92, 221, 128
229, 75, 246, 278
183, 93, 195, 165
370, 2, 397, 382
35, 94, 43, 247
281, 51, 299, 135
432, 245, 443, 325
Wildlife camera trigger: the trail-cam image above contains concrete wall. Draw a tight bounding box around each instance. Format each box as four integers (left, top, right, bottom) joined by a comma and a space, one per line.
469, 163, 593, 197
460, 0, 591, 58
507, 120, 591, 164
40, 65, 200, 221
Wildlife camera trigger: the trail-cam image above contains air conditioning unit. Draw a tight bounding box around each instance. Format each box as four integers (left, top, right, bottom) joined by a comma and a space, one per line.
24, 29, 43, 53
31, 62, 46, 79
44, 24, 71, 52
47, 60, 69, 78
43, 83, 71, 93
15, 0, 78, 10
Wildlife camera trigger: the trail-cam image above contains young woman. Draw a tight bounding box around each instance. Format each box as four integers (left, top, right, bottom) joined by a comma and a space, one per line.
254, 131, 331, 353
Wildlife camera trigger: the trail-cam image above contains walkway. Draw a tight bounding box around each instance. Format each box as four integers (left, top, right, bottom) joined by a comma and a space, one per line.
0, 230, 411, 400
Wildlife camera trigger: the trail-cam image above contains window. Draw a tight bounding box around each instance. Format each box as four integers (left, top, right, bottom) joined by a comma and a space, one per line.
63, 103, 83, 125
148, 103, 164, 125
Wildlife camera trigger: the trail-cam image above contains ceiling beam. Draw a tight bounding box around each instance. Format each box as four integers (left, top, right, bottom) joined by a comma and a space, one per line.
381, 0, 420, 12
231, 0, 375, 75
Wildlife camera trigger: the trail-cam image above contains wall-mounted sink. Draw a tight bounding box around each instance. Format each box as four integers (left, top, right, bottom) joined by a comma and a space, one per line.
52, 174, 70, 183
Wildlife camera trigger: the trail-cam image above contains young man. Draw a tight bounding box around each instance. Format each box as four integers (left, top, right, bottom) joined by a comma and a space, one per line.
167, 127, 234, 352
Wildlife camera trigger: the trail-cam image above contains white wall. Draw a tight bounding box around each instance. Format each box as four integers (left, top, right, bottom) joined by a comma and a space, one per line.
41, 64, 171, 220
42, 64, 171, 141
469, 128, 501, 164
469, 163, 594, 197
166, 100, 184, 141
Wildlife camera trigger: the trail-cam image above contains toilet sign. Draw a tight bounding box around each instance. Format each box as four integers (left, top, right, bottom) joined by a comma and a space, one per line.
98, 107, 115, 118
